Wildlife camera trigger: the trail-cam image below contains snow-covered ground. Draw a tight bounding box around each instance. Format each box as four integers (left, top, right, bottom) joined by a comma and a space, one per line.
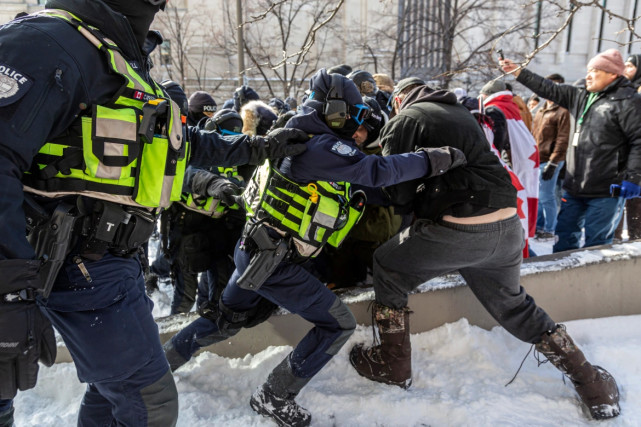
14, 315, 641, 426
14, 235, 641, 426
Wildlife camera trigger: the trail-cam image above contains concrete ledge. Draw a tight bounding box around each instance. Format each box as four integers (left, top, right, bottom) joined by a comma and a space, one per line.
54, 242, 641, 363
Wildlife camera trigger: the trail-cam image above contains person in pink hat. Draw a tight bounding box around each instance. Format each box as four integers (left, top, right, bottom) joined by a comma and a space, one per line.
501, 49, 641, 255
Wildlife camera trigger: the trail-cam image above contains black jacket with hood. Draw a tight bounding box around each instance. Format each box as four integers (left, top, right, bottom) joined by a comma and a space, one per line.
517, 68, 641, 197
381, 86, 516, 219
626, 54, 641, 91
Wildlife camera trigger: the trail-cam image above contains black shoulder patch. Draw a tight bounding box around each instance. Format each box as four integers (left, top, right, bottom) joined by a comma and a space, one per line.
0, 63, 33, 107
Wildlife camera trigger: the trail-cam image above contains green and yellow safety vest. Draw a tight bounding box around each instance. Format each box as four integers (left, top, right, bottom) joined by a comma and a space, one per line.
242, 161, 364, 255
22, 9, 188, 210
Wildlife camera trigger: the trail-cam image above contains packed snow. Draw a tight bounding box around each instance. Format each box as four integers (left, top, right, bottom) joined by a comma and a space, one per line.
13, 237, 641, 426
13, 315, 641, 426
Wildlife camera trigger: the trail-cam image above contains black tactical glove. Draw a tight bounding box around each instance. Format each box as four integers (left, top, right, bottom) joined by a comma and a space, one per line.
0, 261, 56, 399
541, 161, 558, 181
418, 146, 467, 177
206, 177, 242, 207
248, 128, 309, 165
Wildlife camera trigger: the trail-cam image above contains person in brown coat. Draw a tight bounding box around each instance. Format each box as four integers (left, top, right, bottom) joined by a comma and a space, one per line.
532, 73, 571, 238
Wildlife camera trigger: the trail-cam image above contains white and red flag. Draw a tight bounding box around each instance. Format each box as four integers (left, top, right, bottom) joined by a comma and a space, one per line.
483, 91, 539, 253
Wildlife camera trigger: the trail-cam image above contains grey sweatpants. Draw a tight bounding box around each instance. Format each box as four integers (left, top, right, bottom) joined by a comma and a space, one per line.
373, 215, 556, 344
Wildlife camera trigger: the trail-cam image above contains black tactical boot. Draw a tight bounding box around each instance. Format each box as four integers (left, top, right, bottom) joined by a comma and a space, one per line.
536, 324, 620, 420
349, 303, 412, 389
250, 354, 311, 427
162, 338, 189, 372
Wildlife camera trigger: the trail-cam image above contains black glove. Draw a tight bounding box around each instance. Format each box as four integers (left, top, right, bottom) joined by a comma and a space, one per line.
0, 260, 57, 399
541, 162, 558, 181
418, 146, 467, 177
0, 300, 56, 399
248, 128, 309, 164
206, 177, 242, 207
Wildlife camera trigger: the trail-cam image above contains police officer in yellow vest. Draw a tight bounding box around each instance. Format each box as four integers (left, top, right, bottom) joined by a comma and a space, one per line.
0, 1, 308, 425
163, 69, 466, 426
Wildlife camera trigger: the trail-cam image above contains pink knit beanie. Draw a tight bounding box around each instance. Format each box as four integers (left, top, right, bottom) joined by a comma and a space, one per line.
587, 49, 625, 75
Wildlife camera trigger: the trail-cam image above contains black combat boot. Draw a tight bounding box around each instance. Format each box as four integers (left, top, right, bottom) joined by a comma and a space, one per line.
349, 303, 412, 389
162, 337, 189, 372
250, 353, 311, 427
536, 324, 620, 420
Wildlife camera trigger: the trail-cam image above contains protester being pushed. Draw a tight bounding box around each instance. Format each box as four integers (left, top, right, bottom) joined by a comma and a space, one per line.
164, 68, 467, 426
349, 77, 620, 420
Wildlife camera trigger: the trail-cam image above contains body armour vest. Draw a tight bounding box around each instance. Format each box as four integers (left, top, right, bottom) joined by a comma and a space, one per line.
242, 161, 365, 257
22, 9, 188, 210
179, 167, 242, 218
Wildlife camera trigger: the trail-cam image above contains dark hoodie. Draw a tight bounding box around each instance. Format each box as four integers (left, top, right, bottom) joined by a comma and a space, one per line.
381, 85, 516, 219
626, 54, 641, 90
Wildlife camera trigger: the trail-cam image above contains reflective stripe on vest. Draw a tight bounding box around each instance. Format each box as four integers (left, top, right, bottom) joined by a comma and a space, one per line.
242, 161, 364, 249
22, 9, 188, 209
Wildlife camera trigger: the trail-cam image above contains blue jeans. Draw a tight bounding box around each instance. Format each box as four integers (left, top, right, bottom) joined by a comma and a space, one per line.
553, 192, 625, 252
537, 161, 564, 233
39, 253, 177, 426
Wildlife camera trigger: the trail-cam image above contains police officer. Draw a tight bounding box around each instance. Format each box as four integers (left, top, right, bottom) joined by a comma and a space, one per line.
0, 1, 307, 426
164, 68, 466, 426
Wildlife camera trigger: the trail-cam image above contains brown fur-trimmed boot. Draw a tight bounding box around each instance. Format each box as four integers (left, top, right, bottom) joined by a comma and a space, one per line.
535, 324, 620, 420
349, 303, 412, 389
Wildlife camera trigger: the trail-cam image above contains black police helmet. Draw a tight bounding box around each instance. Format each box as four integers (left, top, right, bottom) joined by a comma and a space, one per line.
361, 96, 384, 144
204, 108, 243, 135
347, 70, 377, 96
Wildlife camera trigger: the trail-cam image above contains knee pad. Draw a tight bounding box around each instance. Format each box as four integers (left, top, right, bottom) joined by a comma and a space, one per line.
141, 369, 178, 427
326, 297, 356, 355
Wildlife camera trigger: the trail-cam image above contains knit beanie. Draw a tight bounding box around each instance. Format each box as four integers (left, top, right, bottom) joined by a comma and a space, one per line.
587, 49, 624, 75
479, 79, 507, 95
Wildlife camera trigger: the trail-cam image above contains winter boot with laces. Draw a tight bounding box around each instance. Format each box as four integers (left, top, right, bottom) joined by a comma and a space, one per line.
349, 303, 412, 389
535, 324, 620, 420
249, 353, 312, 427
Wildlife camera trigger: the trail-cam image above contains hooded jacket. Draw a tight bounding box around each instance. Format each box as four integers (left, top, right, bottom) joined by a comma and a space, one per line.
281, 107, 428, 196
626, 54, 641, 91
381, 86, 516, 219
517, 68, 641, 197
